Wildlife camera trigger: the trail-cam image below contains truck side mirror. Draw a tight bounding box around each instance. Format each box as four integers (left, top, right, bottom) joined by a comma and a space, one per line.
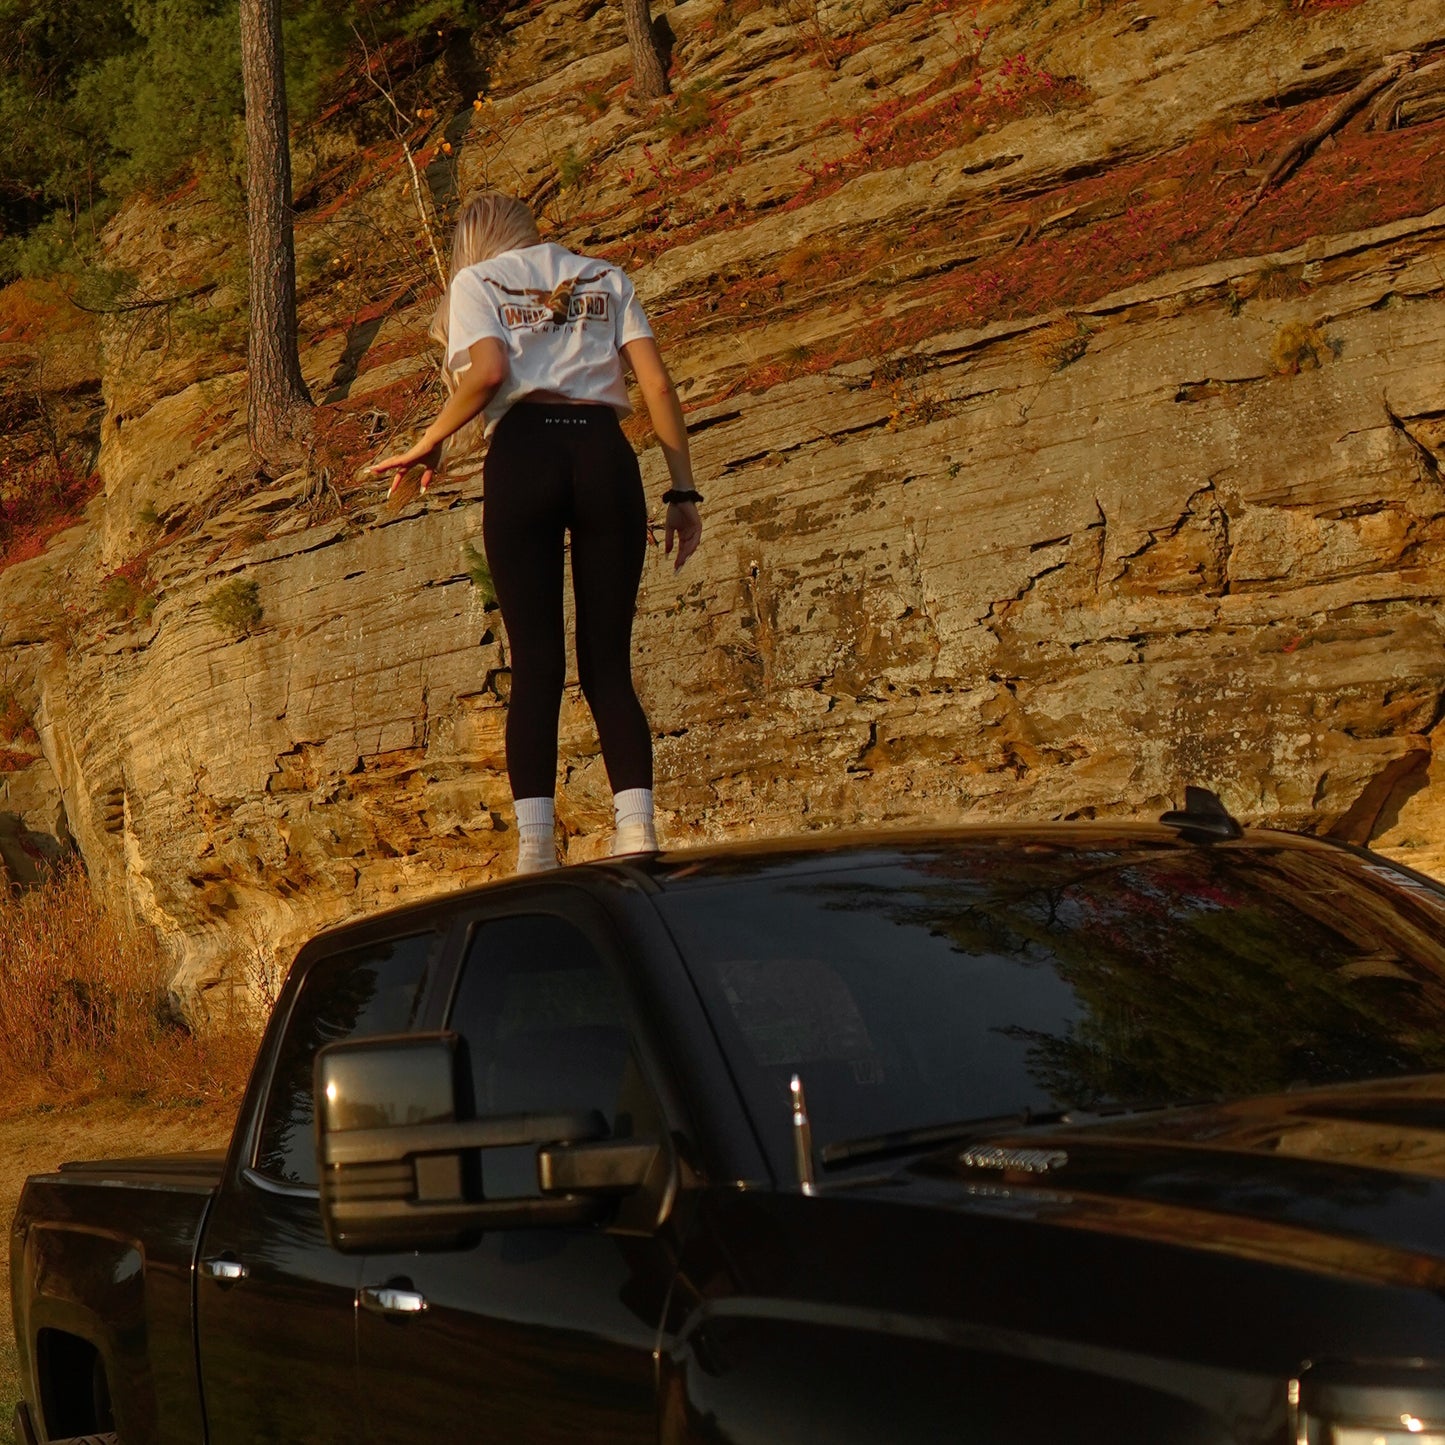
314, 1033, 664, 1253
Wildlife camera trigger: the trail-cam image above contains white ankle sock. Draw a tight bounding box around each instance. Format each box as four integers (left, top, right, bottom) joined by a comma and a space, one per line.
614, 788, 654, 830
515, 796, 555, 844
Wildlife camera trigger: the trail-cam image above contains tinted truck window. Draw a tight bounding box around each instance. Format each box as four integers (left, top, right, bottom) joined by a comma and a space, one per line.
655, 841, 1445, 1165
255, 931, 441, 1187
450, 914, 630, 1122
448, 913, 651, 1198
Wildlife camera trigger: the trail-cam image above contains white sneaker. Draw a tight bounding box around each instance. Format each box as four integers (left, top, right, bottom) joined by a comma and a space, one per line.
612, 819, 659, 856
516, 838, 559, 874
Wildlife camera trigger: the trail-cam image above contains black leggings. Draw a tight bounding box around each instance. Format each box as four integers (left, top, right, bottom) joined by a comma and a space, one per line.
482, 402, 653, 800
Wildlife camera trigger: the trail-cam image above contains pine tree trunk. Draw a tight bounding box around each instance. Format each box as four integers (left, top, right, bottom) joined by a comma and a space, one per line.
621, 0, 669, 99
239, 0, 311, 463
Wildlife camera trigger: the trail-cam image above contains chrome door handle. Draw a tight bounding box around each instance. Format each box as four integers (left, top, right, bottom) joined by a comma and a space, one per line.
360, 1285, 428, 1316
200, 1257, 248, 1282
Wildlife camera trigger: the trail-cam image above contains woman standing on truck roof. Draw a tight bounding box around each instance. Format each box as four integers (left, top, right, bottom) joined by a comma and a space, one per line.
368, 191, 703, 874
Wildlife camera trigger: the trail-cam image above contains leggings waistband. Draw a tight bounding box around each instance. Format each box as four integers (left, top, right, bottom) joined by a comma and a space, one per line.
500, 401, 619, 427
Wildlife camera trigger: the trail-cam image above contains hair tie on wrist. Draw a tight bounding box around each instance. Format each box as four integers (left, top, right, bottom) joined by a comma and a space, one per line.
662, 488, 704, 505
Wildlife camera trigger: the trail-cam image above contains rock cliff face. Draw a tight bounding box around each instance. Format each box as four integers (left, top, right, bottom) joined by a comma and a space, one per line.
1, 0, 1443, 1005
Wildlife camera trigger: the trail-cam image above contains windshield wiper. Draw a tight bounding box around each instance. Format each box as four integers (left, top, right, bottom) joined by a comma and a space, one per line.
819, 1096, 1221, 1169
820, 1108, 1072, 1168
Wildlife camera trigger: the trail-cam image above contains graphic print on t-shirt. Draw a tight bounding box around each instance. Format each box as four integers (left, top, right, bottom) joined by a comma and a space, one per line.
446, 243, 653, 429
483, 269, 613, 331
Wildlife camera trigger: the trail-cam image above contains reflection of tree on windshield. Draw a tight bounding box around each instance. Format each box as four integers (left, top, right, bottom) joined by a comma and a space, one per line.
822, 843, 1445, 1112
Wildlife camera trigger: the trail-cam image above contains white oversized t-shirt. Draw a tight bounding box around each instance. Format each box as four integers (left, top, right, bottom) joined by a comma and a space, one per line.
445, 242, 654, 434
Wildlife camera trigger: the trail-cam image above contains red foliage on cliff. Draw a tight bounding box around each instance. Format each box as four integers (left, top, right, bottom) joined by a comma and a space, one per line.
0, 460, 102, 574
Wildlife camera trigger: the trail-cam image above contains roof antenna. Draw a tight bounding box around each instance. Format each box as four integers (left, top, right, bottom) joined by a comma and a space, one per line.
790, 1074, 816, 1195
1159, 785, 1245, 843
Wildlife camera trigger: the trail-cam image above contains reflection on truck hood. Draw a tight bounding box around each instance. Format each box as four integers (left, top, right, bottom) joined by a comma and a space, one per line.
54, 1150, 227, 1192
905, 1074, 1445, 1289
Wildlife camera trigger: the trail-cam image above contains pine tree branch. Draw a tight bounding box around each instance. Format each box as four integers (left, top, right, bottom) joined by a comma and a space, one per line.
64, 284, 213, 316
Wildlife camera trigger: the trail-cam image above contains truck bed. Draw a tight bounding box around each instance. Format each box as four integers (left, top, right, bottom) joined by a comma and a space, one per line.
11, 1151, 224, 1444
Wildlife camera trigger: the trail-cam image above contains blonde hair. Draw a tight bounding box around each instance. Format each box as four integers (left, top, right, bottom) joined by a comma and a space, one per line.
428, 192, 542, 463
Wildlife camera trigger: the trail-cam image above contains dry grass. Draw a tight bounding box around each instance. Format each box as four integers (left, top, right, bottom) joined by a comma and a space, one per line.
0, 862, 263, 1113
1032, 315, 1093, 371
0, 1097, 238, 1445
1270, 319, 1330, 375
0, 865, 253, 1440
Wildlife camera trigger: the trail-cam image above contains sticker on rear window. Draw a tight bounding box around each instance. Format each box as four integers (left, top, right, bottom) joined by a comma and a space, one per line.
717, 957, 877, 1068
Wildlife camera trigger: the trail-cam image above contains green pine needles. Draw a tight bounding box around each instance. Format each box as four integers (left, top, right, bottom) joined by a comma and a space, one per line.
0, 0, 493, 282
205, 576, 262, 637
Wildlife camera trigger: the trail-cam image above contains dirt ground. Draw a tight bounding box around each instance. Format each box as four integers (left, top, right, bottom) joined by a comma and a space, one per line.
0, 1097, 236, 1443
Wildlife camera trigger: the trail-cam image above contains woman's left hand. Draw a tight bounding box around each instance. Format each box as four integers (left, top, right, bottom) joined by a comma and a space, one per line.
368, 440, 443, 497
665, 501, 702, 571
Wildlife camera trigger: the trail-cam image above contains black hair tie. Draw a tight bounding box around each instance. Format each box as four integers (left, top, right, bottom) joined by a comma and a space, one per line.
662, 488, 704, 505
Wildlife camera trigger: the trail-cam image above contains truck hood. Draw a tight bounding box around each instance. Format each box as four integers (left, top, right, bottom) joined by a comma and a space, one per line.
55, 1149, 227, 1192
906, 1074, 1445, 1289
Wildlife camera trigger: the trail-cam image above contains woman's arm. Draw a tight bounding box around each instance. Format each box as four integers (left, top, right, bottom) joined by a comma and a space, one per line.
622, 335, 702, 571
368, 337, 509, 496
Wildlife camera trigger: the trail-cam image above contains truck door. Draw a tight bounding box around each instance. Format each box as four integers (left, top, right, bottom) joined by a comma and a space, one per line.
355, 903, 679, 1445
197, 927, 447, 1444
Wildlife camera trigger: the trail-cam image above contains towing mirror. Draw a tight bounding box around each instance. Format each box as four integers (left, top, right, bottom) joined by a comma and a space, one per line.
315, 1032, 663, 1253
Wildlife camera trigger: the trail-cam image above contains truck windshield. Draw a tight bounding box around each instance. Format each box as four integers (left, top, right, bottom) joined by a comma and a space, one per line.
654, 839, 1445, 1172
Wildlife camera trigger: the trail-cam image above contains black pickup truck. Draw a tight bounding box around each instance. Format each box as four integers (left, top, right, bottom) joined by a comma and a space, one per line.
14, 808, 1445, 1445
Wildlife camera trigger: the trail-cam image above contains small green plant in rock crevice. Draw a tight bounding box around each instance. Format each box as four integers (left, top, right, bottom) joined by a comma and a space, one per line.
205, 577, 262, 637
100, 573, 156, 623
558, 145, 590, 190
657, 81, 715, 140
578, 86, 609, 120
462, 540, 498, 609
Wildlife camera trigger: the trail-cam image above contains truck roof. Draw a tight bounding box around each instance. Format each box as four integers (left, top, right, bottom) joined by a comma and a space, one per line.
295, 819, 1381, 952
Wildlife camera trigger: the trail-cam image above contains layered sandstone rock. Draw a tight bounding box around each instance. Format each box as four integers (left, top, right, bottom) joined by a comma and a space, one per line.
0, 0, 1442, 1004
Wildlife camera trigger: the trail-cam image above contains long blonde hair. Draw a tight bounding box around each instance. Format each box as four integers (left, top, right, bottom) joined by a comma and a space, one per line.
429, 192, 541, 463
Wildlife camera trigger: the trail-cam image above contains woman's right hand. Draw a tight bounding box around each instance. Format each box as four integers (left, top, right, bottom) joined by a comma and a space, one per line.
665, 501, 702, 571
368, 440, 443, 497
